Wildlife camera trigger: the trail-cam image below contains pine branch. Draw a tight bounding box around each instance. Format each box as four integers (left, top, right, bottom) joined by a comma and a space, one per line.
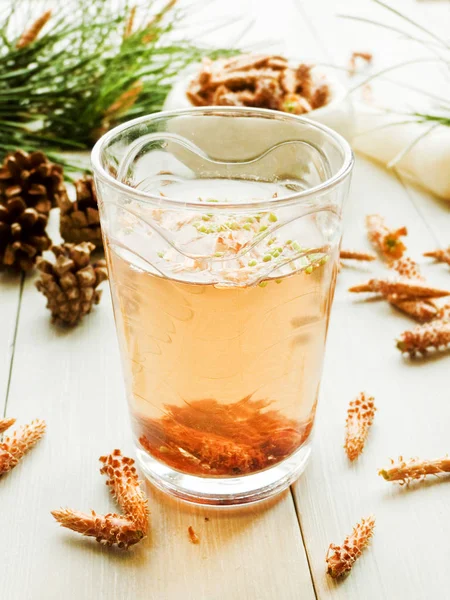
0, 0, 237, 166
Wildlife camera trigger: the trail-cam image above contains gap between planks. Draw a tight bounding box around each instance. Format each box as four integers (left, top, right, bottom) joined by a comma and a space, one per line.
290, 487, 319, 600
1, 272, 24, 418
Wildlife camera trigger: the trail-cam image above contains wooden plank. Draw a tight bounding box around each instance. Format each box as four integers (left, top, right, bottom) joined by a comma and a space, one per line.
293, 156, 450, 599
401, 182, 450, 248
288, 2, 450, 596
0, 216, 315, 600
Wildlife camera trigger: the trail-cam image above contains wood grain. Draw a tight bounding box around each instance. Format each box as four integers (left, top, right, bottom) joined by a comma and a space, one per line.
0, 272, 22, 413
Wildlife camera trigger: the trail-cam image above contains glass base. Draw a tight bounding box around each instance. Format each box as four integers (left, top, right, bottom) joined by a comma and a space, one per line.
136, 441, 312, 506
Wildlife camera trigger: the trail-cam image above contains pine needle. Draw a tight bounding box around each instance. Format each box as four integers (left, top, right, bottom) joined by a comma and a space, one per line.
0, 0, 237, 167
348, 57, 444, 95
370, 0, 449, 50
337, 14, 441, 51
341, 0, 450, 167
387, 123, 440, 168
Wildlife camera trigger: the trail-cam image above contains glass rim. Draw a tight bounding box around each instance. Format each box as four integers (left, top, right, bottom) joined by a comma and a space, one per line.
91, 106, 354, 210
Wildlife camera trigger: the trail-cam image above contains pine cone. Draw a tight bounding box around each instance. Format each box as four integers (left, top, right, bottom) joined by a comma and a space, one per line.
0, 197, 51, 271
0, 150, 68, 216
36, 242, 108, 326
59, 177, 103, 248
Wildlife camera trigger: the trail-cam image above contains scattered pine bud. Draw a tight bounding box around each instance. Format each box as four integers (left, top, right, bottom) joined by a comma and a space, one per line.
99, 449, 149, 533
387, 296, 438, 323
51, 509, 143, 550
188, 526, 200, 544
349, 51, 373, 76
345, 393, 376, 461
52, 450, 149, 549
326, 516, 375, 578
436, 304, 450, 320
349, 278, 449, 300
379, 456, 450, 485
397, 319, 450, 356
366, 214, 407, 262
340, 249, 376, 262
424, 247, 450, 267
350, 255, 448, 322
391, 257, 423, 281
0, 418, 15, 435
0, 419, 46, 475
384, 258, 439, 321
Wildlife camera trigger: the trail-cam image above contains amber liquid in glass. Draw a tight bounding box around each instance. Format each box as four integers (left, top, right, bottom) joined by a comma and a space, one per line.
107, 245, 336, 478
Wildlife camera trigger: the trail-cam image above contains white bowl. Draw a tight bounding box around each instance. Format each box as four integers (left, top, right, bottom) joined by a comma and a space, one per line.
163, 63, 354, 140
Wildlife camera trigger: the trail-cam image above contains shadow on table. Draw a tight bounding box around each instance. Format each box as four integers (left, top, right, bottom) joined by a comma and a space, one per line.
145, 482, 290, 551
400, 347, 450, 365
380, 472, 450, 500
60, 532, 150, 566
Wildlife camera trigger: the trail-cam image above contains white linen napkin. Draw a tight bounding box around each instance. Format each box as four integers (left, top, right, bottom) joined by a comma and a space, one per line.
352, 107, 450, 201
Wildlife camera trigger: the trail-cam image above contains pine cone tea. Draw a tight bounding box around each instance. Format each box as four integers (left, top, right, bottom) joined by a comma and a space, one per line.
106, 178, 337, 483
36, 242, 108, 325
92, 107, 353, 504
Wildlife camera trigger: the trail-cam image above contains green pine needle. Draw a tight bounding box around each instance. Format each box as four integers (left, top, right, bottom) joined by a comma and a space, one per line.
340, 0, 450, 167
0, 0, 237, 170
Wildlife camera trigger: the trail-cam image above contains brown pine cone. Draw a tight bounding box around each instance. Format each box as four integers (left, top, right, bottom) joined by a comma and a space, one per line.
0, 150, 68, 216
0, 197, 51, 271
36, 242, 108, 326
59, 177, 102, 248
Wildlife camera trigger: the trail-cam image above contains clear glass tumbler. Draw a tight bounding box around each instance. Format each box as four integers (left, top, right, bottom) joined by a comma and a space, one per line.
92, 107, 353, 505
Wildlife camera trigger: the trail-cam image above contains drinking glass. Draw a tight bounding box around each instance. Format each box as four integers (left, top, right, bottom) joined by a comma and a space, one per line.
92, 107, 353, 505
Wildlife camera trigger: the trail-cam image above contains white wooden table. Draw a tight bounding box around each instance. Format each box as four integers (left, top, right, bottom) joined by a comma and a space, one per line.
1, 1, 450, 598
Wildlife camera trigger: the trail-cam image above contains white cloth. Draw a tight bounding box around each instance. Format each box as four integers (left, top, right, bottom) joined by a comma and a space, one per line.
352, 107, 450, 201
